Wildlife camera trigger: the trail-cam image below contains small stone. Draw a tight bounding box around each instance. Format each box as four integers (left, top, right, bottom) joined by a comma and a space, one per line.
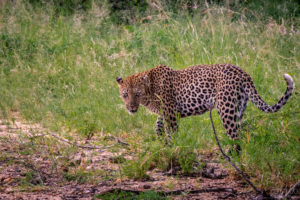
3, 178, 12, 184
143, 184, 151, 189
0, 176, 5, 182
5, 187, 13, 193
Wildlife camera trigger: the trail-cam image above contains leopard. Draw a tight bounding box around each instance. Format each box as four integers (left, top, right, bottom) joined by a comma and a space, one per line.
116, 64, 294, 142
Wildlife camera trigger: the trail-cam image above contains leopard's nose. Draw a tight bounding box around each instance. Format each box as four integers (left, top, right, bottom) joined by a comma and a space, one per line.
128, 107, 138, 114
126, 104, 138, 114
129, 109, 137, 113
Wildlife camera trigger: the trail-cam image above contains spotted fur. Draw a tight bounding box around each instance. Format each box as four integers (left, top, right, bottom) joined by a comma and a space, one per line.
116, 64, 294, 140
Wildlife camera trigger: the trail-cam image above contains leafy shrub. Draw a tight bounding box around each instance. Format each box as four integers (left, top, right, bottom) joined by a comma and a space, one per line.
108, 0, 148, 24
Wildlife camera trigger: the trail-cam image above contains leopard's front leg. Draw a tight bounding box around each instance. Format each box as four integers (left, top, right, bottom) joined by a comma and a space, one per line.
163, 109, 178, 144
155, 114, 177, 135
156, 93, 178, 143
155, 115, 164, 136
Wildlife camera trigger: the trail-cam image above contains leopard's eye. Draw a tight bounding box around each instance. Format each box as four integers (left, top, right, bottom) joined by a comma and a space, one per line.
122, 92, 128, 98
136, 91, 141, 97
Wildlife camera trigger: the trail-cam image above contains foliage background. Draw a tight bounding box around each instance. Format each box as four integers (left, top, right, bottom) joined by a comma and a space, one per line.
0, 0, 299, 191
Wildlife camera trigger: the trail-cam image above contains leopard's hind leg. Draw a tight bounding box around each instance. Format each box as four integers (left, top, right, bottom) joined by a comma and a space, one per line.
237, 91, 249, 128
216, 89, 240, 140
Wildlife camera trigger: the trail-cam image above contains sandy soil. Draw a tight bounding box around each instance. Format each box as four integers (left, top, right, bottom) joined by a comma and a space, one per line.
0, 114, 257, 200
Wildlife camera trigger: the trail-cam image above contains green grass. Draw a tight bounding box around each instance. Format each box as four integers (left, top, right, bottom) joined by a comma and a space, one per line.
0, 1, 299, 191
94, 190, 168, 200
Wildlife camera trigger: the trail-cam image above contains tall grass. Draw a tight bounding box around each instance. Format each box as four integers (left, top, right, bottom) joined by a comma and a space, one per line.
0, 1, 299, 191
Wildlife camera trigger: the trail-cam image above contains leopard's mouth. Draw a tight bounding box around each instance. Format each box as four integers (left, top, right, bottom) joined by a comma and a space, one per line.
128, 108, 138, 114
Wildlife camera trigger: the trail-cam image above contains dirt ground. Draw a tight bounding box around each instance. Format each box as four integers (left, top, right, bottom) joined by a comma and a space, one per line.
0, 114, 259, 200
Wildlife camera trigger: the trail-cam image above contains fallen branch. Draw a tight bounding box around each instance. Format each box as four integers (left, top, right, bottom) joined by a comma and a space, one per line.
49, 131, 113, 150
161, 187, 236, 196
207, 104, 300, 200
206, 104, 262, 195
284, 180, 300, 199
97, 187, 236, 196
32, 131, 128, 151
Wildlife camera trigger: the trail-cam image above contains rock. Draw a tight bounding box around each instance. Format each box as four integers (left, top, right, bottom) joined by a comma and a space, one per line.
5, 187, 13, 193
143, 184, 151, 189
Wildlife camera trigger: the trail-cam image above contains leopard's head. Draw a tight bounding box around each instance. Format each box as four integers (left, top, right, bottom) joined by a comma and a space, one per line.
116, 74, 150, 114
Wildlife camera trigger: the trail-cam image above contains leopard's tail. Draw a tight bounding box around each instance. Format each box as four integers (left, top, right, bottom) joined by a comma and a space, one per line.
246, 74, 294, 113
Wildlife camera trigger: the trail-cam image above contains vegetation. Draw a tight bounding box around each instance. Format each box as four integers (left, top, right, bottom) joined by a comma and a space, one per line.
95, 190, 167, 200
0, 0, 299, 195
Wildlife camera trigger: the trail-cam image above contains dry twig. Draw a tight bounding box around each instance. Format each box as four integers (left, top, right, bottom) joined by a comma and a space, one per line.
32, 131, 128, 151
207, 104, 261, 194
98, 187, 236, 196
207, 103, 299, 200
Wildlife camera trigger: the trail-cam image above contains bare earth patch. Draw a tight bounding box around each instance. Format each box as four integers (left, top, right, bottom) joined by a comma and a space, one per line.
0, 114, 256, 200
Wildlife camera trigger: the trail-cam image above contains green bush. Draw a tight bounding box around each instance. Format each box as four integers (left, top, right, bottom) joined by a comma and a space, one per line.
28, 0, 93, 15
108, 0, 148, 24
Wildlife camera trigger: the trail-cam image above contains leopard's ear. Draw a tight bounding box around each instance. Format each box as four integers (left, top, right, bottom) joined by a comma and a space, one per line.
141, 75, 150, 85
116, 76, 123, 84
141, 75, 147, 82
